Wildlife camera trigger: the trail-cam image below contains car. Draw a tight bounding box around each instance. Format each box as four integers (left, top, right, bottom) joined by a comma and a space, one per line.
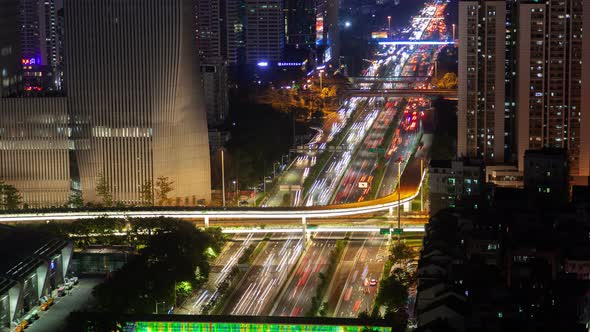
69, 276, 79, 285
369, 278, 378, 287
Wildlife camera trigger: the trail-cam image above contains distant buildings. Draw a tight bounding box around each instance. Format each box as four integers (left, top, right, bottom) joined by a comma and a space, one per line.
245, 0, 285, 64
457, 0, 590, 185
0, 0, 64, 96
0, 0, 211, 207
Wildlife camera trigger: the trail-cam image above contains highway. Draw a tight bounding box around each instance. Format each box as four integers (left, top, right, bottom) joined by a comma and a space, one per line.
177, 233, 262, 314
222, 233, 303, 316
331, 234, 389, 317
271, 236, 336, 317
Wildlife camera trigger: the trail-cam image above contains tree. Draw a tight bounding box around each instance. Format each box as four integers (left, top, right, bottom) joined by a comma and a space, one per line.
140, 180, 154, 206
390, 242, 414, 268
95, 172, 113, 206
155, 176, 174, 205
0, 181, 22, 210
437, 72, 458, 89
375, 275, 408, 313
67, 191, 84, 208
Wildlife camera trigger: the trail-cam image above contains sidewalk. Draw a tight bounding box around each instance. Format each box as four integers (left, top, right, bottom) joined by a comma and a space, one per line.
25, 278, 102, 332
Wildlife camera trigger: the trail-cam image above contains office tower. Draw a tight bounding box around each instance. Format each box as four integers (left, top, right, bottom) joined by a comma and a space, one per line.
195, 0, 230, 127
315, 0, 339, 64
517, 0, 588, 181
458, 1, 506, 163
201, 61, 229, 127
284, 0, 316, 48
225, 0, 246, 65
65, 0, 211, 204
196, 0, 223, 60
245, 0, 284, 64
1, 0, 212, 207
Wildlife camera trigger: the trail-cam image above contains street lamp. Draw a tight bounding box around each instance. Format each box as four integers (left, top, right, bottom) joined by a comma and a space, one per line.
220, 148, 226, 207
387, 16, 392, 35
396, 157, 403, 243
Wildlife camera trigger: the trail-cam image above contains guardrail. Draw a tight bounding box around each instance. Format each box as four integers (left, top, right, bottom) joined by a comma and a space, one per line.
0, 170, 427, 224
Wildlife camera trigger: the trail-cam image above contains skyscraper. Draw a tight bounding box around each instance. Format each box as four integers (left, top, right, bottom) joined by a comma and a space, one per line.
516, 0, 588, 182
458, 1, 506, 163
65, 0, 211, 204
245, 0, 284, 64
0, 0, 211, 207
458, 0, 590, 183
284, 0, 316, 49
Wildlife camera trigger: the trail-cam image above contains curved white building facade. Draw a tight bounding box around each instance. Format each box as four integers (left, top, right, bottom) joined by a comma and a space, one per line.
63, 0, 211, 204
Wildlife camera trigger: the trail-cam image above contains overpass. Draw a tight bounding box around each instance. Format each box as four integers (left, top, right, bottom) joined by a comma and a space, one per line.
0, 170, 428, 235
348, 76, 430, 84
347, 88, 457, 98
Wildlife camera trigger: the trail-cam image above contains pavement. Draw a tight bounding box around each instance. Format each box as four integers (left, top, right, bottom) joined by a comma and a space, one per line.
25, 278, 102, 332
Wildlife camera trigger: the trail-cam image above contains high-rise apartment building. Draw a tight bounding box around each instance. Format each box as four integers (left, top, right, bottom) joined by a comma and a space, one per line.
458, 0, 590, 183
0, 0, 212, 207
315, 0, 339, 64
458, 1, 506, 163
517, 0, 588, 181
245, 0, 284, 64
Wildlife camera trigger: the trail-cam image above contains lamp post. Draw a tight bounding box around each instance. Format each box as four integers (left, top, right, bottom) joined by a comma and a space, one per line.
396, 157, 403, 243
387, 16, 392, 35
420, 158, 424, 212
319, 69, 325, 109
221, 148, 226, 207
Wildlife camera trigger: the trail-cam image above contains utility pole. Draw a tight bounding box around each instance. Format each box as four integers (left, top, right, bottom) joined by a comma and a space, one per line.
420, 159, 424, 211
387, 16, 392, 36
397, 157, 403, 243
221, 149, 226, 207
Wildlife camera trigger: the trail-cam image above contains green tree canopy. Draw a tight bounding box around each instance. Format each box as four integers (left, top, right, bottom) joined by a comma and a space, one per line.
0, 181, 22, 210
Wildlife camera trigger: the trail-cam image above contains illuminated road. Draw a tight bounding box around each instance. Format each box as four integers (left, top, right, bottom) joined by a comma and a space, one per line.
331, 234, 389, 317
177, 233, 262, 314
271, 236, 335, 317
222, 233, 303, 316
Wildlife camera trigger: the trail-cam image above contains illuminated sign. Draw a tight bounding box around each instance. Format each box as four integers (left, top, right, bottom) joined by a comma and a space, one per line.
21, 57, 40, 65
129, 321, 392, 332
316, 17, 324, 45
257, 61, 269, 67
358, 182, 369, 188
277, 62, 304, 67
372, 31, 389, 39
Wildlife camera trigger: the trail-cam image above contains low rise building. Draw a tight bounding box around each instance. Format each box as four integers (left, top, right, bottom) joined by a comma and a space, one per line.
0, 225, 72, 331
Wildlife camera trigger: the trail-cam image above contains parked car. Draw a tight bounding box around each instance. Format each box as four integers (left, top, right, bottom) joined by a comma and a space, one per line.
369, 278, 378, 287
69, 276, 79, 285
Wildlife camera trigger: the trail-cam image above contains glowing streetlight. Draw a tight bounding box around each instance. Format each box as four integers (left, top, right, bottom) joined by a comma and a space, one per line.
387, 16, 392, 35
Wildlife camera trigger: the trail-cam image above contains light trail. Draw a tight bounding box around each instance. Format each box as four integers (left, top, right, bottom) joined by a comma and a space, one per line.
221, 226, 425, 234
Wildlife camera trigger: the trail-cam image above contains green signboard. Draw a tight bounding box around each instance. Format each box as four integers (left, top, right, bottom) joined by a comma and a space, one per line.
393, 228, 403, 235
379, 228, 390, 235
130, 321, 393, 332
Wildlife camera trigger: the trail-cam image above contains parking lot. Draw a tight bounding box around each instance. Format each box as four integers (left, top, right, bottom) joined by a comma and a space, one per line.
24, 278, 102, 332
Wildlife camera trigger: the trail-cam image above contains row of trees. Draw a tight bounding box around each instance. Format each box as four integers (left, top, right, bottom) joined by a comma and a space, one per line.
67, 174, 175, 208
0, 181, 22, 210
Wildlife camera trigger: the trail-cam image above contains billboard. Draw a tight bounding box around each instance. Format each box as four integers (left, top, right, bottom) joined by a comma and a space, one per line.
371, 31, 388, 39
316, 16, 324, 45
